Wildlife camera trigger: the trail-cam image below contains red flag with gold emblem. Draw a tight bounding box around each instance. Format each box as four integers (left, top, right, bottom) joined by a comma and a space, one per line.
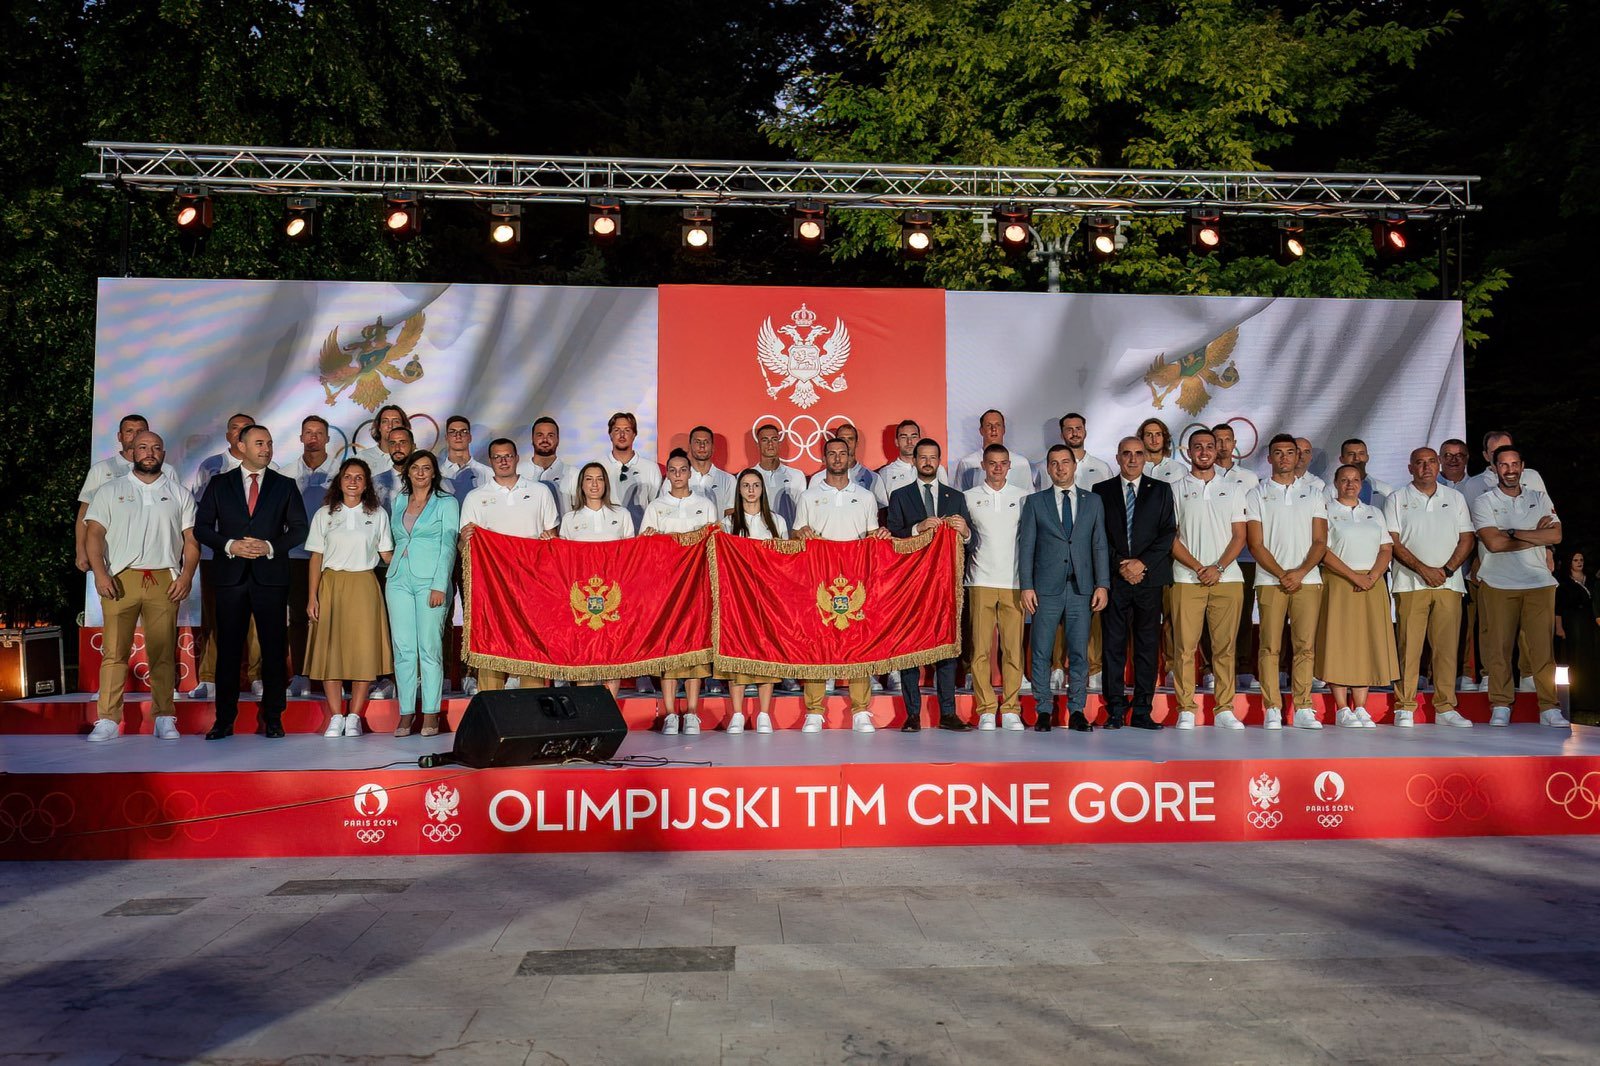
464, 528, 712, 680
711, 527, 962, 678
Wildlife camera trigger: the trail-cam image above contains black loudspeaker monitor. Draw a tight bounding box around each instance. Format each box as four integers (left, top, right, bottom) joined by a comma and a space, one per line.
451, 686, 628, 768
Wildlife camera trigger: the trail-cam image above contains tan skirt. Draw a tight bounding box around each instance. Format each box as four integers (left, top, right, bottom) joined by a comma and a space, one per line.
305, 568, 394, 682
725, 672, 781, 685
1314, 574, 1399, 686
660, 664, 710, 680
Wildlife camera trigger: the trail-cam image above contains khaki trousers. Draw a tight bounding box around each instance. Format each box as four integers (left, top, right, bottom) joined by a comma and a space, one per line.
478, 668, 548, 691
1170, 582, 1243, 712
1478, 584, 1557, 709
1257, 583, 1323, 711
967, 586, 1025, 715
803, 677, 871, 714
1394, 589, 1464, 712
98, 568, 179, 722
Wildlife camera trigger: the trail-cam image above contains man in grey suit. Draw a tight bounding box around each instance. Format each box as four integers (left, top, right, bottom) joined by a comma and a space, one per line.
1020, 445, 1110, 732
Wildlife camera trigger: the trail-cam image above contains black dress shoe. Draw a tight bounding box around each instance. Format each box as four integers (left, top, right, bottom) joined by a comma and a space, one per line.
900, 718, 922, 732
1068, 711, 1093, 732
205, 725, 234, 740
938, 714, 972, 732
1034, 710, 1053, 732
263, 721, 286, 739
1129, 716, 1164, 731
1102, 714, 1124, 730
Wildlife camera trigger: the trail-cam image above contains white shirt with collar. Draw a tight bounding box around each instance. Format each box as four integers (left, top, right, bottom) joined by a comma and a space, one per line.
460, 477, 558, 539
1384, 482, 1473, 595
80, 453, 177, 504
1471, 487, 1558, 591
1461, 465, 1548, 509
1294, 471, 1327, 496
559, 504, 636, 542
355, 444, 393, 477
440, 456, 493, 500
276, 452, 341, 560
807, 462, 879, 497
598, 452, 663, 509
190, 450, 242, 499
953, 448, 1033, 493
225, 465, 281, 560
1171, 472, 1248, 584
754, 463, 807, 524
1244, 478, 1327, 587
517, 457, 579, 514
304, 503, 393, 572
721, 510, 789, 540
84, 472, 195, 576
874, 458, 948, 507
1325, 501, 1393, 572
798, 481, 879, 541
640, 491, 718, 534
963, 480, 1027, 589
1324, 474, 1394, 512
678, 464, 737, 514
1215, 461, 1260, 491
1065, 452, 1115, 492
1146, 456, 1186, 484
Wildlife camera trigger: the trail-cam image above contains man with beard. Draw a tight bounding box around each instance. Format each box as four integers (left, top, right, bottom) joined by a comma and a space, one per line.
751, 421, 808, 528
517, 416, 578, 513
952, 409, 1035, 493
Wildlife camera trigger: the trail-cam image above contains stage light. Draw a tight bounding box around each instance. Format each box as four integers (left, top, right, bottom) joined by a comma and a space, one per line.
283, 197, 317, 242
1187, 209, 1222, 256
488, 203, 521, 248
681, 207, 714, 250
791, 200, 826, 248
1274, 219, 1306, 265
994, 204, 1032, 254
900, 211, 934, 258
1372, 212, 1408, 259
1082, 215, 1119, 264
588, 197, 621, 241
174, 188, 213, 233
383, 191, 420, 241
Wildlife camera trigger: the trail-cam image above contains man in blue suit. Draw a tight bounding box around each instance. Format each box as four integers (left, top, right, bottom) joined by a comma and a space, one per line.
886, 438, 973, 731
1020, 445, 1110, 732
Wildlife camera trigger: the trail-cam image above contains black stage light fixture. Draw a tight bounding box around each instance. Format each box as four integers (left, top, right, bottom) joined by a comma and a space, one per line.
681, 207, 715, 250
1274, 219, 1306, 264
588, 197, 621, 241
283, 197, 317, 242
488, 203, 522, 248
1371, 211, 1408, 259
791, 199, 826, 248
174, 188, 213, 233
1083, 215, 1119, 264
383, 191, 421, 241
1187, 209, 1222, 256
994, 203, 1032, 254
900, 211, 934, 258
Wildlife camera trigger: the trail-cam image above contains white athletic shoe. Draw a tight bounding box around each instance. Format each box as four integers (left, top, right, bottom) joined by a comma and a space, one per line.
1540, 708, 1571, 728
153, 715, 180, 740
87, 719, 120, 742
1262, 708, 1282, 730
1455, 675, 1477, 693
370, 678, 395, 699
1354, 707, 1377, 729
1393, 709, 1415, 728
1489, 706, 1512, 727
1292, 708, 1323, 730
1017, 677, 1032, 692
1518, 676, 1537, 693
1237, 673, 1257, 691
1336, 708, 1364, 728
287, 675, 311, 698
1435, 710, 1474, 728
801, 713, 824, 733
462, 676, 479, 697
1087, 671, 1103, 693
1213, 710, 1245, 730
978, 713, 997, 731
726, 712, 746, 735
662, 713, 681, 735
1311, 679, 1329, 693
187, 681, 214, 699
323, 714, 346, 738
852, 711, 876, 733
342, 714, 363, 738
1050, 668, 1066, 691
1175, 711, 1196, 730
682, 713, 701, 736
504, 675, 522, 690
1000, 712, 1025, 731
755, 712, 774, 734
250, 680, 264, 699
884, 673, 900, 691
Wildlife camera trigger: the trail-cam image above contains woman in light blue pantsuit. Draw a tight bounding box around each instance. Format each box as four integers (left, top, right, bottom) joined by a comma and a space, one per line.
388, 449, 459, 737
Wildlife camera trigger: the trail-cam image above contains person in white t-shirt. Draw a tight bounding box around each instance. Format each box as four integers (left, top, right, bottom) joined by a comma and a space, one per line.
277, 414, 343, 698
1317, 464, 1399, 727
751, 421, 808, 528
963, 444, 1030, 731
517, 416, 578, 513
1139, 417, 1185, 484
805, 422, 880, 497
875, 419, 948, 508
951, 409, 1034, 492
597, 411, 662, 515
1293, 438, 1326, 495
439, 415, 494, 506
679, 425, 737, 514
76, 412, 152, 574
1461, 430, 1550, 509
721, 469, 791, 735
558, 463, 637, 698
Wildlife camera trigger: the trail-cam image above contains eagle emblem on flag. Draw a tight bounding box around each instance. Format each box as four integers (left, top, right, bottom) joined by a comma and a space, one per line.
1143, 326, 1239, 416
816, 575, 867, 630
318, 312, 427, 412
571, 575, 622, 630
757, 304, 850, 410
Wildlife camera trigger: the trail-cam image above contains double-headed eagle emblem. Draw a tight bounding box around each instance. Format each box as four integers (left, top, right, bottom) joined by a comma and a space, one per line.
319, 313, 427, 412
1143, 326, 1239, 416
424, 783, 460, 824
571, 575, 622, 630
1248, 772, 1281, 810
758, 304, 850, 409
816, 575, 866, 630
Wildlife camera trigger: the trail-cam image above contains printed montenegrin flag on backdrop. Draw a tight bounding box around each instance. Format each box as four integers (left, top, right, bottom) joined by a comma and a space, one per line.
711, 527, 962, 678
464, 528, 712, 680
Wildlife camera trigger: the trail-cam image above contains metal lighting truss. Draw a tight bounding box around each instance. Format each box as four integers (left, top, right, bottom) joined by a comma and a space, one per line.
84, 141, 1478, 221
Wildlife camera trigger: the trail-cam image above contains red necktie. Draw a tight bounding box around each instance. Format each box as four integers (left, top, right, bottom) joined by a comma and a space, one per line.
247, 472, 260, 515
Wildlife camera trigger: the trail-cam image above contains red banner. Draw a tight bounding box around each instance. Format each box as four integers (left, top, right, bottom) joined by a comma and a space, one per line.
464, 528, 712, 679
712, 527, 961, 678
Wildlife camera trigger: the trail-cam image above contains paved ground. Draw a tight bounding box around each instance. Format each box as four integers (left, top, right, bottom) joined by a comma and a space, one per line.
3, 837, 1599, 1064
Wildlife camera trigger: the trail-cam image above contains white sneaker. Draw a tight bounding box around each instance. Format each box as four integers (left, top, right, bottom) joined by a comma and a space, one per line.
187, 681, 214, 699
462, 676, 479, 697
635, 676, 656, 694
1213, 710, 1244, 730
756, 712, 774, 734
1017, 677, 1032, 692
870, 677, 883, 693
343, 714, 363, 738
370, 678, 395, 699
801, 713, 824, 733
153, 715, 180, 740
1162, 672, 1175, 690
1336, 708, 1364, 728
682, 713, 701, 735
1354, 708, 1377, 729
978, 713, 997, 731
87, 719, 120, 742
287, 675, 311, 698
1312, 678, 1329, 693
1200, 673, 1216, 692
1262, 708, 1282, 730
726, 712, 746, 735
1087, 671, 1103, 693
1000, 712, 1025, 731
1050, 668, 1066, 691
323, 714, 346, 738
505, 675, 522, 690
1394, 709, 1415, 728
1489, 706, 1512, 727
1518, 676, 1536, 693
1455, 675, 1476, 693
852, 711, 876, 733
1175, 711, 1196, 730
1540, 708, 1571, 727
250, 680, 264, 699
884, 673, 900, 691
1237, 673, 1257, 691
662, 713, 681, 735
1436, 710, 1474, 728
1292, 708, 1323, 730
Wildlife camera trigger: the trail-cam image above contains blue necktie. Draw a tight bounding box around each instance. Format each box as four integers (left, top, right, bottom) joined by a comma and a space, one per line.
1125, 480, 1136, 548
1359, 479, 1373, 505
1060, 489, 1074, 538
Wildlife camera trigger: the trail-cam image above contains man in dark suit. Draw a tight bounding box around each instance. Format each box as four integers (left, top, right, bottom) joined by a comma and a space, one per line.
1094, 436, 1176, 730
194, 424, 309, 739
886, 438, 973, 731
1020, 445, 1110, 732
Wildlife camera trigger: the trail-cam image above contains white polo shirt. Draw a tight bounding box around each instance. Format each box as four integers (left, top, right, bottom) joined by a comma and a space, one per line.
518, 457, 579, 514
963, 481, 1027, 589
952, 448, 1033, 493
807, 462, 879, 497
1067, 452, 1115, 492
1244, 478, 1327, 587
1146, 456, 1186, 484
1326, 502, 1393, 572
460, 477, 558, 539
355, 445, 392, 477
1383, 482, 1473, 594
1461, 466, 1549, 509
1471, 487, 1558, 590
559, 504, 635, 542
276, 452, 342, 560
598, 452, 662, 509
84, 472, 195, 576
874, 458, 948, 508
1294, 472, 1327, 497
753, 463, 807, 523
1324, 475, 1394, 511
640, 491, 718, 534
441, 456, 493, 503
678, 464, 737, 514
798, 481, 879, 541
304, 504, 393, 572
1171, 473, 1248, 584
721, 511, 789, 540
79, 453, 177, 504
1216, 462, 1259, 491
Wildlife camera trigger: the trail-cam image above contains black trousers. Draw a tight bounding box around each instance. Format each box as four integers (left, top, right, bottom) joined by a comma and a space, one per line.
288, 558, 310, 676
1101, 579, 1165, 721
214, 580, 289, 728
900, 658, 958, 723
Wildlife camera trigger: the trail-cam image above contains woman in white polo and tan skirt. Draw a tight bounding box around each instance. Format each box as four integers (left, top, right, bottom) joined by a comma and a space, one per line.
720, 469, 790, 734
1315, 463, 1399, 727
305, 458, 394, 737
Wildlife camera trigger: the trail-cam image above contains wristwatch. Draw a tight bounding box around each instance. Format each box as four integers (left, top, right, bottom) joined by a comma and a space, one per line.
1442, 565, 1455, 579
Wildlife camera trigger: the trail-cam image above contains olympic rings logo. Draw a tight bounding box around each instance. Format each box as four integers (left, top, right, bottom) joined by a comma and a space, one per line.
87, 630, 194, 685
0, 792, 76, 845
1545, 772, 1600, 820
1179, 416, 1260, 460
355, 829, 387, 844
1317, 814, 1344, 828
422, 823, 462, 843
352, 412, 442, 454
1406, 772, 1491, 823
121, 789, 227, 842
1246, 810, 1283, 829
751, 414, 853, 464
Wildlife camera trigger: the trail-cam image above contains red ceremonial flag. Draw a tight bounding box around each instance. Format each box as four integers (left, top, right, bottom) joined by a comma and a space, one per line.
464, 528, 712, 680
711, 527, 962, 678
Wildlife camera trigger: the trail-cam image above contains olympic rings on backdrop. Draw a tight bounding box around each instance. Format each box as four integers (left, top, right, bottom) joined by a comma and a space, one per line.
355, 829, 387, 844
1178, 417, 1259, 459
1545, 772, 1600, 820
1405, 772, 1491, 823
352, 413, 440, 456
1246, 810, 1283, 829
422, 824, 462, 843
1317, 814, 1344, 828
751, 414, 852, 465
0, 792, 76, 845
